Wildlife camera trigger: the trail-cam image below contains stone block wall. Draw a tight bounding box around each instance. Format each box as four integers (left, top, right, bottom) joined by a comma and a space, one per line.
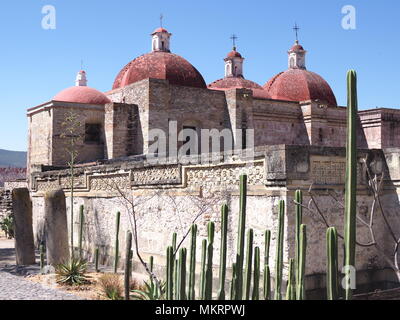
0, 188, 12, 220
29, 145, 400, 295
27, 101, 106, 171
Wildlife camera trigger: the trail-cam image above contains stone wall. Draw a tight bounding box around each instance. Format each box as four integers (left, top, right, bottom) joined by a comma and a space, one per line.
0, 188, 12, 220
29, 145, 400, 295
28, 80, 400, 179
27, 101, 106, 171
0, 181, 27, 220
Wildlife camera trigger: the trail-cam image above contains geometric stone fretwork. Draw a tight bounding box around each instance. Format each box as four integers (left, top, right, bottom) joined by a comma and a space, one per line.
185, 160, 265, 188
60, 175, 86, 189
131, 165, 181, 186
34, 159, 266, 193
311, 159, 346, 185
37, 179, 60, 192
311, 156, 362, 185
89, 174, 130, 191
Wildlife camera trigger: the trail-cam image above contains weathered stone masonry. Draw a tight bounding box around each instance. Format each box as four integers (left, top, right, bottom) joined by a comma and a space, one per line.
29, 145, 400, 295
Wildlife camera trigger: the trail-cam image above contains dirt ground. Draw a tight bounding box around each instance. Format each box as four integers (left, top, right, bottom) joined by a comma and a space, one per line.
0, 236, 148, 300
26, 272, 115, 300
0, 238, 17, 266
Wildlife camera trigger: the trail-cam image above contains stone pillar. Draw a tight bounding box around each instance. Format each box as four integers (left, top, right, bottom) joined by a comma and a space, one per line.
44, 189, 70, 265
12, 188, 35, 265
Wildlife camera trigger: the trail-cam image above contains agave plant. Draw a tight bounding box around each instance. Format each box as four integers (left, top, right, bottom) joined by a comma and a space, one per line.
55, 258, 89, 286
132, 280, 166, 300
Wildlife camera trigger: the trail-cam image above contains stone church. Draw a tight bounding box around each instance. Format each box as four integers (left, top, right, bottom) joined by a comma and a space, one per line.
26, 27, 400, 296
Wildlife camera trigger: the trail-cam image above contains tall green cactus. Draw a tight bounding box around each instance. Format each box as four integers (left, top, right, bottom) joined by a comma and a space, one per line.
235, 174, 247, 300
344, 69, 358, 300
218, 204, 229, 300
174, 257, 179, 300
188, 224, 197, 300
172, 232, 177, 253
114, 211, 121, 273
205, 221, 215, 300
149, 255, 154, 272
40, 244, 45, 271
171, 232, 178, 299
78, 205, 84, 259
177, 248, 187, 300
327, 227, 339, 300
252, 246, 260, 300
166, 246, 174, 300
264, 230, 271, 300
243, 229, 254, 300
199, 239, 207, 300
294, 190, 303, 295
94, 247, 100, 273
286, 258, 296, 300
124, 231, 132, 300
296, 224, 307, 300
264, 265, 271, 300
230, 263, 237, 300
274, 200, 285, 300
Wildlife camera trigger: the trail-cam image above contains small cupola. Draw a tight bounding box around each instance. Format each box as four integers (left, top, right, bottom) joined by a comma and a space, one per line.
75, 70, 88, 86
224, 47, 244, 78
151, 27, 172, 52
288, 40, 307, 70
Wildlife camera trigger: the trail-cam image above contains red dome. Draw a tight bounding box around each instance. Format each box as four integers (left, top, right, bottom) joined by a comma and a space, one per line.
208, 77, 261, 90
226, 50, 242, 58
153, 27, 169, 34
264, 69, 337, 106
53, 86, 111, 105
112, 51, 206, 90
291, 44, 304, 51
208, 77, 270, 99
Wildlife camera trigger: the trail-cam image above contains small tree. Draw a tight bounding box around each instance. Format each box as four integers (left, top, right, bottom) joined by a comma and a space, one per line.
60, 110, 82, 258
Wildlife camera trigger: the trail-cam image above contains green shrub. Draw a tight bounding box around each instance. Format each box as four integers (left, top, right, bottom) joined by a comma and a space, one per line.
55, 258, 88, 286
0, 216, 14, 239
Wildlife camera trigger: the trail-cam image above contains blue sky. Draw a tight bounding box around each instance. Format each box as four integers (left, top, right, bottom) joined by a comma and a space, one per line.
0, 0, 399, 151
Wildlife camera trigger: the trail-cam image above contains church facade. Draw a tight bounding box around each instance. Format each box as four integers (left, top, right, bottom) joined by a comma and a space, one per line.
27, 27, 400, 170
26, 27, 400, 296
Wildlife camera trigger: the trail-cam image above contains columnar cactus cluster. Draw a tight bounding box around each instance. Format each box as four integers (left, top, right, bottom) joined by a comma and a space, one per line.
71, 70, 357, 302
162, 174, 308, 300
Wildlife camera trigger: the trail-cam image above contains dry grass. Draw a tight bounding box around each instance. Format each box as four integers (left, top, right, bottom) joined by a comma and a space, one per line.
98, 273, 123, 300
26, 272, 145, 300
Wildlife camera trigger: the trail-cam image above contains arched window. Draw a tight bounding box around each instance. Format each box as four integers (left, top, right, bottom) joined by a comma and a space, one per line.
225, 64, 232, 76
290, 57, 295, 68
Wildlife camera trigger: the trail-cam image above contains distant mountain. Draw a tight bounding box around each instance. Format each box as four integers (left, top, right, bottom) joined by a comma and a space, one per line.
0, 149, 27, 168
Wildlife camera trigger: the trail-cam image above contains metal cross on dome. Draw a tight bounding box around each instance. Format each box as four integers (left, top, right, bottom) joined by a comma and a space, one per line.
160, 14, 164, 28
230, 34, 238, 49
293, 23, 300, 41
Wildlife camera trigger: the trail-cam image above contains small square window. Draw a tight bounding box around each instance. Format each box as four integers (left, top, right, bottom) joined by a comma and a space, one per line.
85, 123, 102, 143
